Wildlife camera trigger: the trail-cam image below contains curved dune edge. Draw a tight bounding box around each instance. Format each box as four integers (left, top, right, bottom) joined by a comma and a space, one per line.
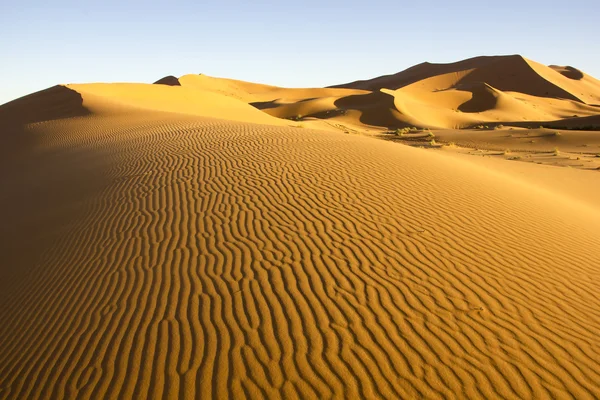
0, 85, 90, 126
1, 107, 600, 398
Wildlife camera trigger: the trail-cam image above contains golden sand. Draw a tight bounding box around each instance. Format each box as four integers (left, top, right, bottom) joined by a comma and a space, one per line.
1, 56, 600, 399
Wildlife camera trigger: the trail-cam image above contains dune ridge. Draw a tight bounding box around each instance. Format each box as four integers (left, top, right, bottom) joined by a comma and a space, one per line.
4, 54, 599, 134
1, 76, 600, 399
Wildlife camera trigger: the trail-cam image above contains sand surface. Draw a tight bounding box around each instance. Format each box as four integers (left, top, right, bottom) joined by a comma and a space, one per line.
1, 57, 600, 399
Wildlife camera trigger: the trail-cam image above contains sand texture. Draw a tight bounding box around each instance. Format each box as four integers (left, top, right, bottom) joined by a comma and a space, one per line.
1, 56, 600, 399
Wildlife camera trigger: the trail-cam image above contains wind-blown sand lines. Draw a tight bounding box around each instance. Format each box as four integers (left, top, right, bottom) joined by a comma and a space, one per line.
1, 105, 600, 399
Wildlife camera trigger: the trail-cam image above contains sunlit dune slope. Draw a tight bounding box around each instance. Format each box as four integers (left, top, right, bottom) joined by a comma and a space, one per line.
69, 83, 288, 126
174, 73, 368, 104
1, 84, 600, 399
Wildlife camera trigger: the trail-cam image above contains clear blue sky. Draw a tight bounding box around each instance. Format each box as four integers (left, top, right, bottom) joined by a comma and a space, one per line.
1, 0, 598, 105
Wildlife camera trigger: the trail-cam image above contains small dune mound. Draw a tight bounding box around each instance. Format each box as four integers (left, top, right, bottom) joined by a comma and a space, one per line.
550, 65, 585, 80
153, 75, 181, 86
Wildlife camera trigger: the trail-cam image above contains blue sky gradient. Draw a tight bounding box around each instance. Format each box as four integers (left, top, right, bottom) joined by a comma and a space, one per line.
1, 0, 598, 104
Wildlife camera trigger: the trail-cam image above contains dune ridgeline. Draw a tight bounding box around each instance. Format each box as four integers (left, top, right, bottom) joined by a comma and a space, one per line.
1, 55, 600, 399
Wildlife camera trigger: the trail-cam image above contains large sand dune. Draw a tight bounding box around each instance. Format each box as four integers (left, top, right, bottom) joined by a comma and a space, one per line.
1, 57, 600, 399
208, 54, 600, 131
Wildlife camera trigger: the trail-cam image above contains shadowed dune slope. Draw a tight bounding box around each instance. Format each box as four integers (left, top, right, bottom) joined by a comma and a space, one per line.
1, 88, 600, 399
0, 85, 90, 126
154, 76, 181, 86
0, 86, 92, 166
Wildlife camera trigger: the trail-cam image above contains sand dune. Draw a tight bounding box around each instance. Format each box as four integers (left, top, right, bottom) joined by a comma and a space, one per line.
332, 55, 600, 104
69, 83, 289, 126
200, 54, 600, 130
1, 69, 600, 400
137, 56, 600, 134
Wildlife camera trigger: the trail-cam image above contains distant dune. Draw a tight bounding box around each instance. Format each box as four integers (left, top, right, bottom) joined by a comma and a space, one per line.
1, 55, 600, 399
151, 55, 600, 131
305, 55, 600, 129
